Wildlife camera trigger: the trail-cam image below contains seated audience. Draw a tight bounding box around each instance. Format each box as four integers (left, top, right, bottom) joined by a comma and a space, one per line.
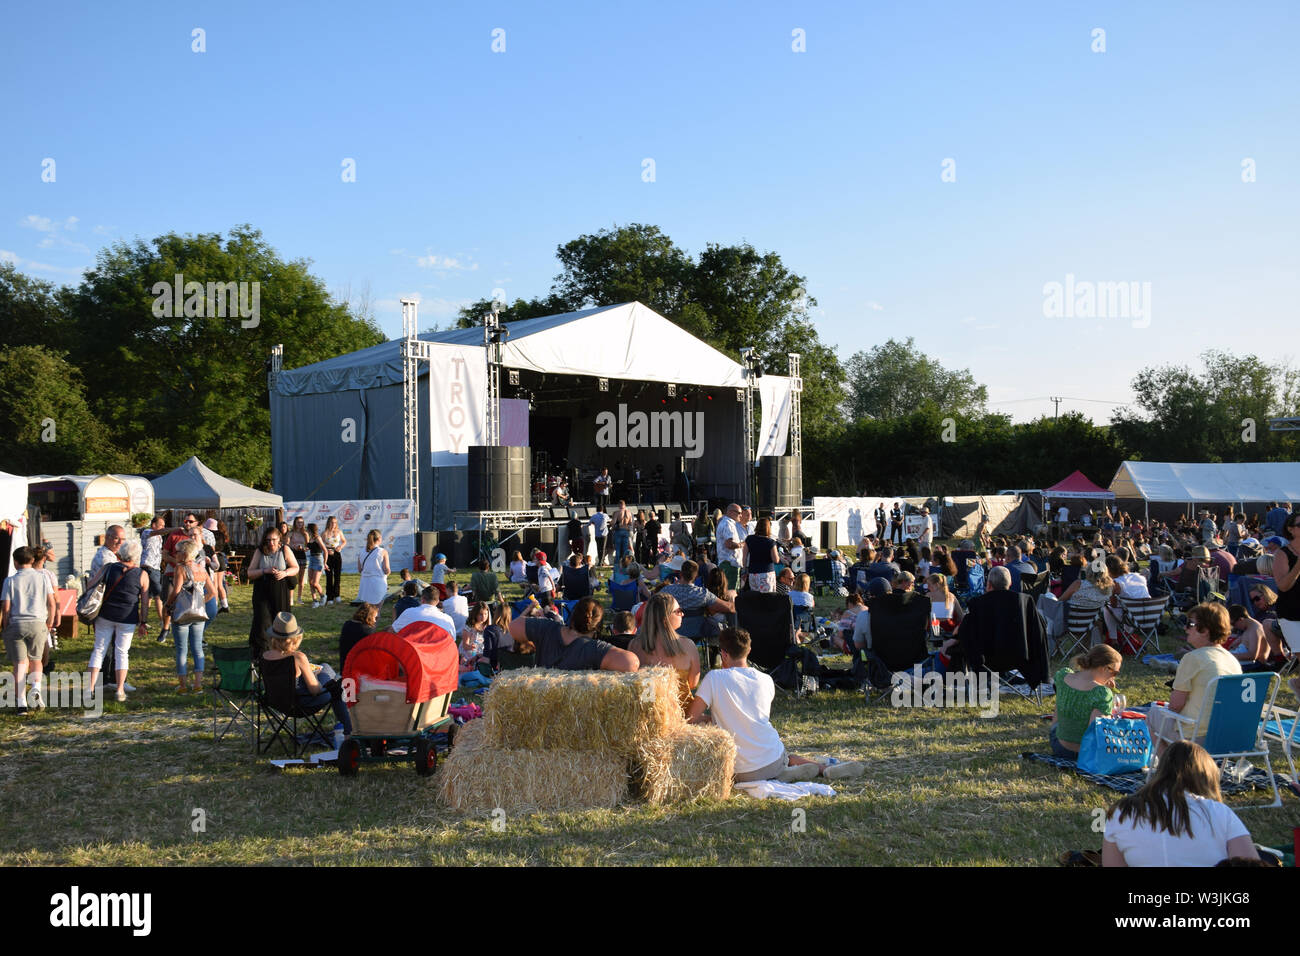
506, 596, 637, 671
392, 580, 420, 622
687, 627, 864, 782
469, 558, 500, 604
608, 610, 637, 651
392, 587, 457, 640
629, 592, 700, 713
1146, 603, 1241, 754
1049, 645, 1122, 760
340, 602, 378, 672
261, 612, 351, 734
1104, 741, 1258, 867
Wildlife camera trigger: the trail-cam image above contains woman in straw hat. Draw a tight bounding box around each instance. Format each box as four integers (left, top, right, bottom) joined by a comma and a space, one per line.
260, 612, 351, 734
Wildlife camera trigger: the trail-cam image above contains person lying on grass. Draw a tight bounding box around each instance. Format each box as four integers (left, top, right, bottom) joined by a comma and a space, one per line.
687, 626, 864, 784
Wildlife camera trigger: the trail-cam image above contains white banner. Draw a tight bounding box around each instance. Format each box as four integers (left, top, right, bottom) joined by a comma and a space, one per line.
429, 343, 487, 467
282, 499, 416, 575
812, 496, 915, 550
756, 376, 792, 460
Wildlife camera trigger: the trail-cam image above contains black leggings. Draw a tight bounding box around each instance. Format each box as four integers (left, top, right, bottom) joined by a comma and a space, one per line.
325, 551, 343, 600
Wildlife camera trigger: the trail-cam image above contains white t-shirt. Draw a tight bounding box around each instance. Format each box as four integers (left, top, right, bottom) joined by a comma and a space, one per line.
716, 517, 742, 565
590, 512, 609, 537
1115, 572, 1150, 599
509, 560, 527, 584
695, 666, 785, 774
1057, 506, 1069, 522
443, 594, 469, 635
1104, 795, 1250, 866
392, 604, 457, 640
790, 591, 814, 609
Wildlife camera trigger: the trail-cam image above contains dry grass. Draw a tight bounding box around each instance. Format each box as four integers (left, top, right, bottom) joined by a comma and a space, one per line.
634, 724, 736, 805
2, 569, 1297, 866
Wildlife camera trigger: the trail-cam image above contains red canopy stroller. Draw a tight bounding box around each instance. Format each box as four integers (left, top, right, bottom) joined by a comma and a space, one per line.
338, 621, 460, 777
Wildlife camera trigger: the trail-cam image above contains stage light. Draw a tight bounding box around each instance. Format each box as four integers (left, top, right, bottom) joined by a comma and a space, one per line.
598, 378, 609, 392
508, 370, 520, 386
660, 398, 667, 405
667, 384, 677, 397
706, 393, 713, 401
681, 396, 688, 403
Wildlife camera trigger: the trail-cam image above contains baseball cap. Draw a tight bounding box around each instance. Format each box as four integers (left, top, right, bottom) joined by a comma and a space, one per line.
536, 551, 547, 563
866, 577, 892, 598
435, 553, 446, 561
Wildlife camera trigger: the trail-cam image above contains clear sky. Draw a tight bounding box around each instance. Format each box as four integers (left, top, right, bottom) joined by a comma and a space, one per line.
3, 0, 1296, 422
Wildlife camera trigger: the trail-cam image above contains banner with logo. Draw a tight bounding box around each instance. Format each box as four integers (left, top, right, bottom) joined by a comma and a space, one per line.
428, 343, 487, 467
282, 499, 415, 574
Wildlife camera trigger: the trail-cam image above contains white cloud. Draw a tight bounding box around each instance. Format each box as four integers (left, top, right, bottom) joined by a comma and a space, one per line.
19, 214, 88, 253
416, 252, 478, 272
865, 301, 884, 311
0, 249, 84, 276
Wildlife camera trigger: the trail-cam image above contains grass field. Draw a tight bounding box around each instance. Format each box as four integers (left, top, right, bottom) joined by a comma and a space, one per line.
2, 568, 1297, 866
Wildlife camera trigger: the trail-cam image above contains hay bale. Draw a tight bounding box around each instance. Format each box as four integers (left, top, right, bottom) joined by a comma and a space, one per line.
481, 666, 683, 755
438, 719, 629, 813
634, 723, 736, 804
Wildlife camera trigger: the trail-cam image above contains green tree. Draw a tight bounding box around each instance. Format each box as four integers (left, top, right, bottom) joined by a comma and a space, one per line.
843, 338, 988, 420
63, 225, 385, 486
1111, 349, 1294, 462
0, 346, 125, 474
0, 263, 75, 352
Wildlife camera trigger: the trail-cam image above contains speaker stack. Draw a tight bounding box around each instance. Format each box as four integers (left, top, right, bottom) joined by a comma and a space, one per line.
819, 520, 837, 551
757, 455, 802, 510
467, 445, 530, 512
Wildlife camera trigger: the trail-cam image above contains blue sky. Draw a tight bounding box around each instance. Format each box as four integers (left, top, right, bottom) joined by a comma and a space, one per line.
3, 0, 1297, 423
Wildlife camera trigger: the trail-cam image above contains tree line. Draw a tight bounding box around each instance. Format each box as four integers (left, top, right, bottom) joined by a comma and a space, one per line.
2, 223, 1295, 495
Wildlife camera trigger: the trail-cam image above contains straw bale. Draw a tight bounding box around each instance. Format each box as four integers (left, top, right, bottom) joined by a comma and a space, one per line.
438, 720, 629, 813
481, 666, 683, 755
634, 723, 736, 805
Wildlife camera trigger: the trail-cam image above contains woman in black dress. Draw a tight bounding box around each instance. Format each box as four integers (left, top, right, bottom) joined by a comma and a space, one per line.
247, 525, 299, 652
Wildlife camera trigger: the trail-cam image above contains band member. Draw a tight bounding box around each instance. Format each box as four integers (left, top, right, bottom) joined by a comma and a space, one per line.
594, 468, 612, 510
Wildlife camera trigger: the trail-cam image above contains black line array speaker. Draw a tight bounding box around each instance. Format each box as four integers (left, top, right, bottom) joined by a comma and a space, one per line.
757, 455, 802, 511
819, 521, 836, 551
467, 445, 530, 512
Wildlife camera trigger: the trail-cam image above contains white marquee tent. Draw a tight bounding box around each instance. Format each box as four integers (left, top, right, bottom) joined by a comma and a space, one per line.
0, 471, 29, 578
1109, 461, 1300, 505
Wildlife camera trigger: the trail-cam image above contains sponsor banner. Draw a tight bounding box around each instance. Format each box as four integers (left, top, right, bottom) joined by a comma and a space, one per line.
282, 499, 415, 573
428, 343, 487, 467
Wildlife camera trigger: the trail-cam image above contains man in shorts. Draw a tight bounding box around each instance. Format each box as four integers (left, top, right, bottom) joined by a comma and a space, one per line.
1, 547, 57, 713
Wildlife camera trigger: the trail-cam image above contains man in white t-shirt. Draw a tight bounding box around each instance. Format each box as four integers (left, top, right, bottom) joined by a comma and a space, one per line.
589, 509, 610, 565
442, 591, 469, 635
91, 525, 125, 577
687, 627, 864, 783
392, 587, 457, 641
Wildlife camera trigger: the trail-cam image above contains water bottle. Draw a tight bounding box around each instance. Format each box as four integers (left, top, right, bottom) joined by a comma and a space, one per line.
333, 723, 345, 749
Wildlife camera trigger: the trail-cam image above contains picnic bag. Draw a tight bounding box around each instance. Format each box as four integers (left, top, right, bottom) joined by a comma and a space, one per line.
1077, 716, 1153, 775
76, 564, 123, 625
172, 568, 209, 625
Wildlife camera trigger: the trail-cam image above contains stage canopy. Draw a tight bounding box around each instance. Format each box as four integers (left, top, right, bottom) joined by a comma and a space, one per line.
1108, 460, 1300, 504
272, 302, 794, 529
152, 456, 283, 510
1043, 470, 1114, 499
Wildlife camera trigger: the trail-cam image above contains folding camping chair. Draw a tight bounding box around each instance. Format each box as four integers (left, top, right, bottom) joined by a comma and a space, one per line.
1058, 601, 1106, 660
735, 591, 795, 672
210, 644, 257, 749
855, 593, 933, 704
1153, 672, 1282, 808
809, 558, 834, 596
254, 656, 337, 758
1262, 698, 1300, 791
1119, 593, 1169, 657
957, 562, 985, 604
561, 565, 591, 601
1019, 570, 1048, 600
608, 579, 638, 613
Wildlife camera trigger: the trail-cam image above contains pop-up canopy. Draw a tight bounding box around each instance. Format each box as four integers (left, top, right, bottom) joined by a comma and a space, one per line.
151, 457, 282, 510
1043, 470, 1115, 499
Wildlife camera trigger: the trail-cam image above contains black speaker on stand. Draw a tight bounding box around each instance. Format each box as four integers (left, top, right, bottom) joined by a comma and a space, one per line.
468, 445, 530, 512
757, 455, 802, 511
819, 521, 837, 551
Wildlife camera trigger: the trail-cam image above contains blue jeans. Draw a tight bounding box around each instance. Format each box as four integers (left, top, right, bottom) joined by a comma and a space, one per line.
614, 529, 631, 563
174, 619, 206, 676
1049, 723, 1077, 761
297, 662, 351, 734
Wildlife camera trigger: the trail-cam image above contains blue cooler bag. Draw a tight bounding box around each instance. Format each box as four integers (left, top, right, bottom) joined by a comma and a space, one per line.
1077, 716, 1153, 775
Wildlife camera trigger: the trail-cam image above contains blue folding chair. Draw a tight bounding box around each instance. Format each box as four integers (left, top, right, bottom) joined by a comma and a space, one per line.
609, 579, 638, 613
1157, 672, 1282, 808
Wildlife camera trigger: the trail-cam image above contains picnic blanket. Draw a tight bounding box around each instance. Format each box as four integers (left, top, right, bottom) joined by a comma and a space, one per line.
734, 780, 837, 800
1021, 752, 1278, 795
